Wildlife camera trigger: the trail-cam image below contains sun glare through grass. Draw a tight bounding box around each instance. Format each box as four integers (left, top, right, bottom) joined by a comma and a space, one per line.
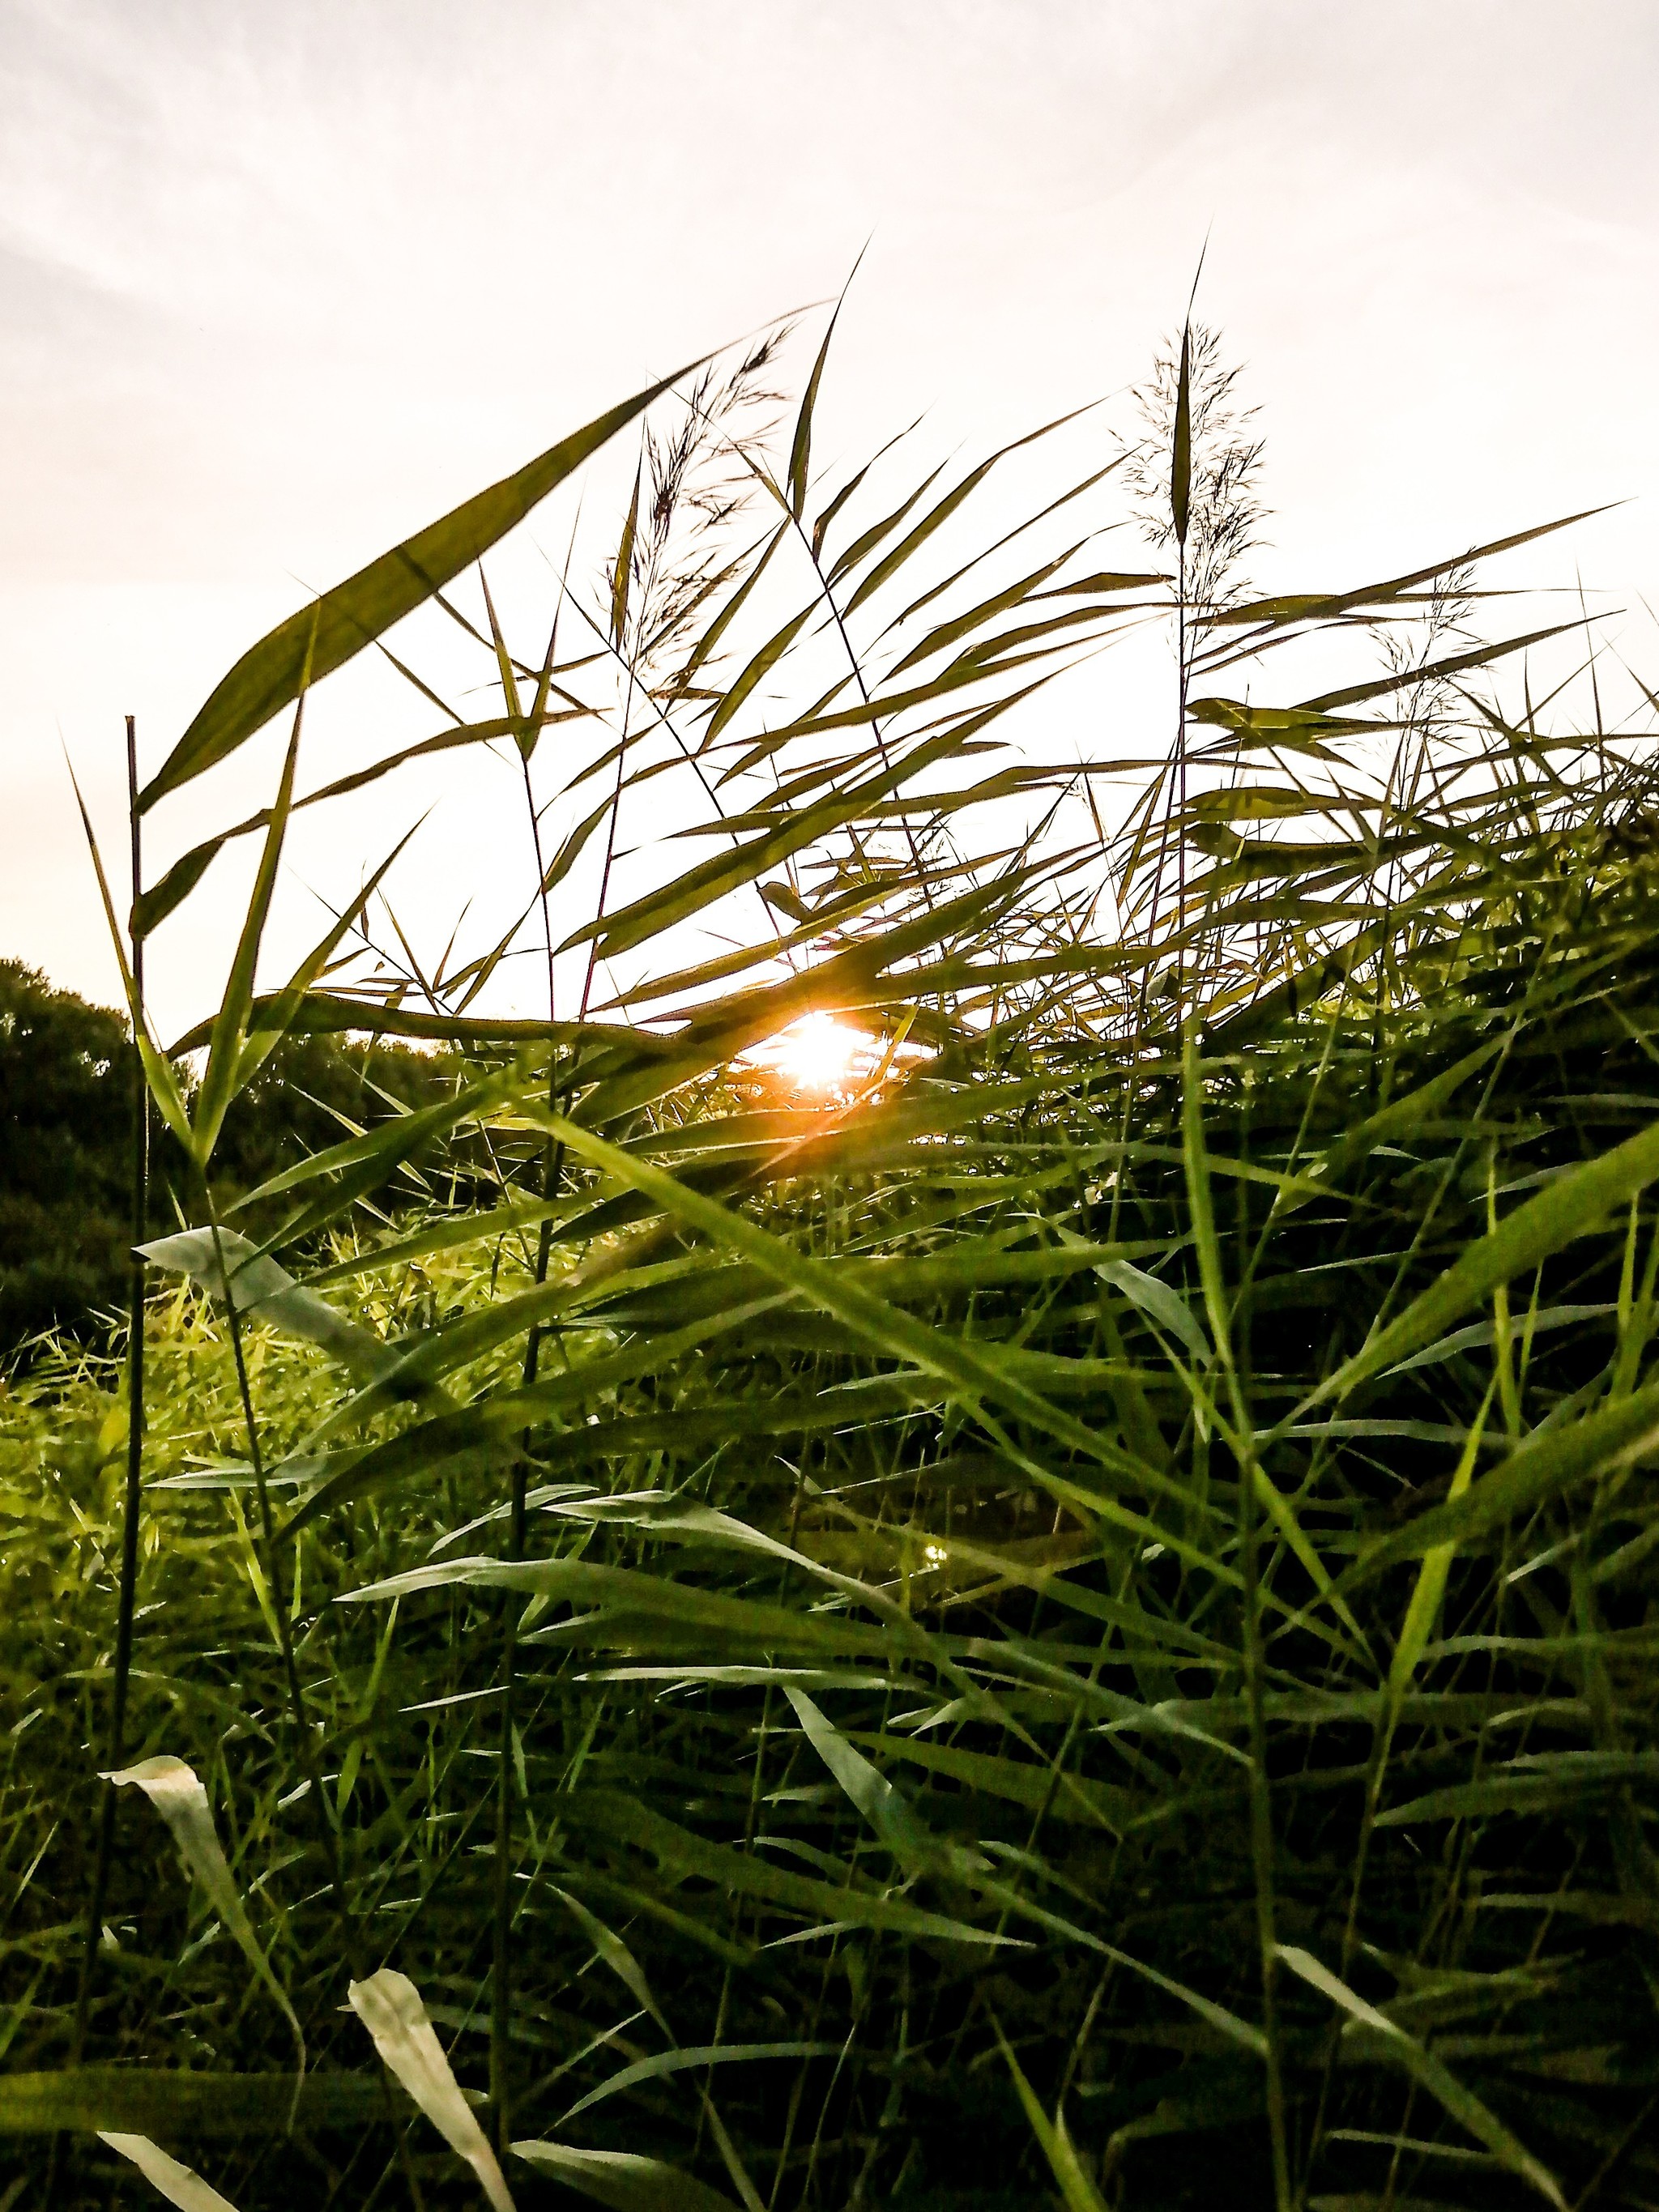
7, 285, 1657, 2212
753, 1012, 871, 1095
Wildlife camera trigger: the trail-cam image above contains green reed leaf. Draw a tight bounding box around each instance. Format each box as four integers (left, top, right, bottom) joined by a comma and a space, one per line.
142, 361, 706, 809
1307, 1116, 1659, 1413
1171, 319, 1192, 549
513, 2140, 743, 2212
995, 2027, 1110, 2212
1277, 1945, 1566, 2207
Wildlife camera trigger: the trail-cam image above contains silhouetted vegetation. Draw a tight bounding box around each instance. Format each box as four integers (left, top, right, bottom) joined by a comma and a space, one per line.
1, 957, 461, 1353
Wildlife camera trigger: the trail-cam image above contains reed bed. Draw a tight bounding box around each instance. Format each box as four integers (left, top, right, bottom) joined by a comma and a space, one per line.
2, 305, 1657, 2211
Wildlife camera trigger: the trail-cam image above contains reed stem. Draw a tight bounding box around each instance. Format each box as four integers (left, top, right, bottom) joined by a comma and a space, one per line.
50, 719, 151, 2206
202, 1192, 355, 1956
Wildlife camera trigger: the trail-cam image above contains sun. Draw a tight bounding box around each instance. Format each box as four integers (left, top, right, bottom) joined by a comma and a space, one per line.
759, 1014, 868, 1096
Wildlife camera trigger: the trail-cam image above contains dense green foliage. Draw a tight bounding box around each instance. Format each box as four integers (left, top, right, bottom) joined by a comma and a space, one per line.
3, 317, 1657, 2212
0, 960, 134, 1349
0, 956, 465, 1352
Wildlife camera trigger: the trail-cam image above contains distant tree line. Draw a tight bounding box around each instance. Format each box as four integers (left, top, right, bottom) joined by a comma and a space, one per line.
0, 957, 466, 1354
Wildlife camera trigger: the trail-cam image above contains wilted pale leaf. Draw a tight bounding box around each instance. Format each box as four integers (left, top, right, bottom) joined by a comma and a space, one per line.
99, 2133, 241, 2212
104, 1758, 302, 2077
348, 1967, 514, 2212
139, 1228, 399, 1383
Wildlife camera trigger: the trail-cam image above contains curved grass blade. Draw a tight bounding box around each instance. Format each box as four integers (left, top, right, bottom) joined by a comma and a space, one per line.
1342, 1373, 1659, 1586
191, 701, 307, 1166
349, 1968, 514, 2212
137, 1228, 422, 1391
558, 2043, 837, 2127
788, 279, 854, 520
1387, 1383, 1494, 1702
104, 1758, 303, 2082
141, 360, 709, 810
560, 1791, 1021, 1948
227, 1053, 538, 1216
784, 1688, 982, 1876
610, 463, 642, 648
230, 825, 419, 1104
512, 2140, 743, 2212
700, 600, 817, 748
1303, 1115, 1659, 1413
680, 520, 788, 690
169, 991, 666, 1057
1276, 1945, 1566, 2208
98, 2135, 241, 2212
67, 757, 194, 1148
1198, 505, 1612, 646
1097, 1257, 1209, 1360
841, 405, 1096, 617
994, 2027, 1109, 2212
0, 2073, 388, 2137
551, 1888, 669, 2033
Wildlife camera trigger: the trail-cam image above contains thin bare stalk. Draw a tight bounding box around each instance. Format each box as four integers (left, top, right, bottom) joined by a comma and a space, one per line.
69, 715, 150, 2054
1239, 1439, 1293, 2212
488, 713, 563, 2152
1175, 537, 1190, 1025
1189, 1031, 1291, 2212
489, 514, 672, 2141
201, 1191, 354, 1950
206, 1172, 446, 2197
52, 718, 151, 2207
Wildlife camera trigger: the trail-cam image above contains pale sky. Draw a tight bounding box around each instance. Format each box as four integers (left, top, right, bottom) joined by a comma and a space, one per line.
4, 0, 1657, 1037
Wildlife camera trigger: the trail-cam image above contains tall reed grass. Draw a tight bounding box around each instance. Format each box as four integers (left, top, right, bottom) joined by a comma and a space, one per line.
3, 302, 1657, 2212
